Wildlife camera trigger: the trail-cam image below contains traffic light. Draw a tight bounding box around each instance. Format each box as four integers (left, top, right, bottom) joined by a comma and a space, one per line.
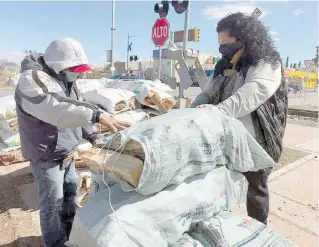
130, 55, 138, 61
212, 57, 215, 64
171, 0, 189, 14
154, 1, 169, 18
194, 27, 199, 42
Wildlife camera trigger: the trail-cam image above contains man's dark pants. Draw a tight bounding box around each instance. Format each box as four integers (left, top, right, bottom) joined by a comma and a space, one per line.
242, 168, 272, 225
31, 159, 77, 247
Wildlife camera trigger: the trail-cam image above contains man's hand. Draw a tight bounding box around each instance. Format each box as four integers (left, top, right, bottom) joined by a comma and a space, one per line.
196, 104, 215, 108
98, 113, 131, 133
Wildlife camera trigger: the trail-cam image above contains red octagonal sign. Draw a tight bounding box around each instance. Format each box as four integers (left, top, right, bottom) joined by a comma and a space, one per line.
152, 18, 170, 47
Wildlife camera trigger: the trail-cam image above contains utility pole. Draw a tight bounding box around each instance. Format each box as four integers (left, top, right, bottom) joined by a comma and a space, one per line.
179, 0, 191, 98
111, 0, 115, 75
126, 33, 136, 72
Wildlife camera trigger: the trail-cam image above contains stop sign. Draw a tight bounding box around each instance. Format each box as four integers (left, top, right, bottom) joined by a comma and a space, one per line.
152, 18, 170, 47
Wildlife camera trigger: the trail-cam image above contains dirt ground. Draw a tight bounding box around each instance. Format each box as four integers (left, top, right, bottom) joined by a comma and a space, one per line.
0, 162, 41, 247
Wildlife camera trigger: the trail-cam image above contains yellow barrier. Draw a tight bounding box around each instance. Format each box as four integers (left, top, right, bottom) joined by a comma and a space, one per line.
302, 81, 317, 88
288, 71, 317, 79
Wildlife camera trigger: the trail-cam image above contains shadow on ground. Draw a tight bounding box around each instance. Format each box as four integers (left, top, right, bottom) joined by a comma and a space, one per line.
0, 165, 38, 214
0, 236, 42, 247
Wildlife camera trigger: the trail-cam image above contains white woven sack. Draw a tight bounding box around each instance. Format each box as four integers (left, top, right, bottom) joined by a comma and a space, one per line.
69, 167, 248, 247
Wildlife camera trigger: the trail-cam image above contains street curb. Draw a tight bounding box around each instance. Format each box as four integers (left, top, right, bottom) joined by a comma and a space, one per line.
269, 153, 317, 182
288, 108, 318, 118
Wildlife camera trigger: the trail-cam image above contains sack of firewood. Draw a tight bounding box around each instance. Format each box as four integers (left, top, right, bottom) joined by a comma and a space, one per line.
136, 87, 176, 114
0, 148, 26, 166
79, 147, 144, 188
0, 118, 19, 133
83, 88, 136, 114
99, 109, 148, 134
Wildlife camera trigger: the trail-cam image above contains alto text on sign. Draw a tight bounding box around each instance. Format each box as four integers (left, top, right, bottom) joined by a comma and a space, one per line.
152, 18, 170, 47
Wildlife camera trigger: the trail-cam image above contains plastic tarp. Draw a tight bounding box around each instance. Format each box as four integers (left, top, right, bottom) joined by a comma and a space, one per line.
69, 167, 248, 247
100, 107, 275, 195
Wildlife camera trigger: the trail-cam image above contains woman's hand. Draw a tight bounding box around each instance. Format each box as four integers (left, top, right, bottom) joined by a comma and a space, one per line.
196, 104, 215, 108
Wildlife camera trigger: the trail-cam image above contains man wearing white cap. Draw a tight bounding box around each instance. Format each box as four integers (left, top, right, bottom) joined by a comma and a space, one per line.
15, 38, 131, 247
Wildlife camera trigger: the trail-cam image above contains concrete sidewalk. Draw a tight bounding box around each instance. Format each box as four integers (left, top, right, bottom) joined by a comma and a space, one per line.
271, 123, 318, 246
267, 155, 318, 246
235, 123, 318, 246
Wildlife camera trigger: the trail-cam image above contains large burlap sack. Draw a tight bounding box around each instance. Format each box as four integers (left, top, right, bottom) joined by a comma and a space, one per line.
100, 108, 275, 195
190, 212, 298, 247
83, 88, 136, 114
172, 234, 204, 247
69, 167, 248, 247
75, 79, 104, 95
100, 109, 148, 133
0, 95, 16, 120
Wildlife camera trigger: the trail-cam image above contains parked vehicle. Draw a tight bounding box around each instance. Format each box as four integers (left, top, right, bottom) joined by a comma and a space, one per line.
109, 74, 138, 80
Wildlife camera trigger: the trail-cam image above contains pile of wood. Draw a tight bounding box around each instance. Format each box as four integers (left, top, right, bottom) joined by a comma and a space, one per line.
79, 147, 144, 187
0, 148, 26, 166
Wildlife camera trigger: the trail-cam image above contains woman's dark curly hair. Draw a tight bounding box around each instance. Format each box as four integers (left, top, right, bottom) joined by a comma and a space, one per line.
217, 12, 281, 69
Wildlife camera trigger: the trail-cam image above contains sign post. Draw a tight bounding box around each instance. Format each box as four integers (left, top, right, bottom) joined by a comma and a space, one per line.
152, 18, 170, 81
251, 8, 262, 19
304, 59, 314, 101
159, 46, 162, 80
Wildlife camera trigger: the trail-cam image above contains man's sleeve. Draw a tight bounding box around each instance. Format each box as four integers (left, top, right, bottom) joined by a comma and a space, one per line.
217, 62, 282, 118
15, 69, 101, 128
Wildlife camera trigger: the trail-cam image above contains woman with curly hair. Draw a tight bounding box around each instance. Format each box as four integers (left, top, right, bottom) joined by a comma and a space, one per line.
191, 12, 288, 225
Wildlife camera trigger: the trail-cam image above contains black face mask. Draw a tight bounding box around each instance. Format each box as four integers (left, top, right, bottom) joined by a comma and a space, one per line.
219, 42, 243, 61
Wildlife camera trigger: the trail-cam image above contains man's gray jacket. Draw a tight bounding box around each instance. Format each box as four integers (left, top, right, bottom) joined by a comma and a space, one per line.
15, 40, 100, 163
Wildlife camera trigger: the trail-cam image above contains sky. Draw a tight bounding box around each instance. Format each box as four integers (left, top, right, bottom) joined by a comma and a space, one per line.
0, 0, 318, 67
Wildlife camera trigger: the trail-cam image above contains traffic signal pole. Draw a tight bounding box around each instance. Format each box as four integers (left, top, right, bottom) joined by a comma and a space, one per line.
126, 34, 136, 72
159, 46, 162, 80
111, 0, 115, 75
126, 33, 130, 71
179, 0, 191, 98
